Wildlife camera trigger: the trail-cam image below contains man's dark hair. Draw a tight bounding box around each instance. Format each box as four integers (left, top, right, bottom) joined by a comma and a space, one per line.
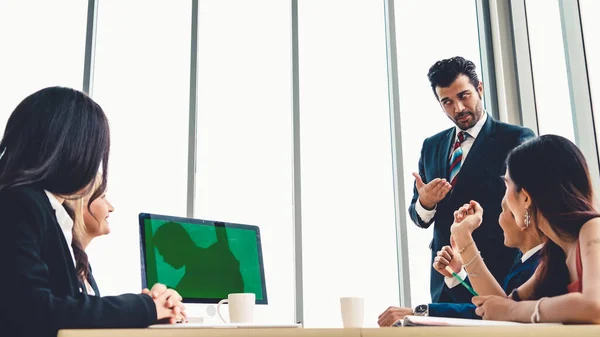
0, 86, 110, 197
427, 56, 480, 99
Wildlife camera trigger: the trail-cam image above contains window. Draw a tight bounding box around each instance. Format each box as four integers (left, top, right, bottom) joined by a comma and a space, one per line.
395, 0, 483, 306
0, 0, 499, 325
579, 0, 600, 157
87, 0, 191, 296
193, 0, 295, 324
299, 0, 398, 327
0, 0, 87, 132
526, 0, 575, 141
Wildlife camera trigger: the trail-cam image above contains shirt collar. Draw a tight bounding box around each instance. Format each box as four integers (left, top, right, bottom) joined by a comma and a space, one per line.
454, 111, 488, 140
521, 243, 544, 263
44, 190, 74, 243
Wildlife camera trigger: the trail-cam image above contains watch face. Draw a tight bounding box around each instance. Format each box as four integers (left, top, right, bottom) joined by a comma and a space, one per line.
414, 304, 428, 316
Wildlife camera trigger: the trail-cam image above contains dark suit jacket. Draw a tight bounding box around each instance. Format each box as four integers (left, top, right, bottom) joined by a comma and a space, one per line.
0, 186, 156, 337
429, 250, 541, 319
408, 114, 535, 303
83, 265, 101, 296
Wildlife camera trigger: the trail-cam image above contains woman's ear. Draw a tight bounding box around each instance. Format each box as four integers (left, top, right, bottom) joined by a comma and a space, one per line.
520, 188, 532, 209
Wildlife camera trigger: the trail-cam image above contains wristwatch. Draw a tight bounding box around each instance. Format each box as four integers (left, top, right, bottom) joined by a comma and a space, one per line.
413, 304, 429, 316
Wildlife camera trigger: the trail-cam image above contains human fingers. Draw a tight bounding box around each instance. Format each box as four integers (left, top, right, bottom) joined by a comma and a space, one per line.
429, 179, 446, 194
442, 245, 454, 258
165, 290, 184, 308
150, 283, 168, 298
439, 182, 452, 198
439, 249, 452, 262
471, 200, 484, 215
377, 309, 393, 326
378, 306, 394, 319
424, 178, 442, 191
412, 173, 425, 189
475, 305, 485, 317
471, 295, 490, 307
158, 289, 179, 307
434, 255, 450, 266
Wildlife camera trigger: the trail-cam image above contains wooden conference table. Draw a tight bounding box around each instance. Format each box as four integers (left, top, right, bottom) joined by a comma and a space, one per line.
58, 325, 600, 337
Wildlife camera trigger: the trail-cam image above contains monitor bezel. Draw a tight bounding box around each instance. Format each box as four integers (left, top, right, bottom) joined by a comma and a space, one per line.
139, 213, 268, 305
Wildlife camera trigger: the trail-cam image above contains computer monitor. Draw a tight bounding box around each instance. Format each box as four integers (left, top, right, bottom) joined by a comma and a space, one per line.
139, 213, 268, 304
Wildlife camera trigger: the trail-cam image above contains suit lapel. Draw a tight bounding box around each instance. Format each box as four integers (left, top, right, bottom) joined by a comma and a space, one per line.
450, 115, 497, 196
502, 251, 541, 291
502, 261, 523, 292
88, 271, 101, 296
438, 128, 456, 180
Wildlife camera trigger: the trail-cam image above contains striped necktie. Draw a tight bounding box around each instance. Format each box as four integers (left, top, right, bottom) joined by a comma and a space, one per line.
448, 131, 468, 187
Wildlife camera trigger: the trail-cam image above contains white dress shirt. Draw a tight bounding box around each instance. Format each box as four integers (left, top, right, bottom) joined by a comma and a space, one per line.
45, 190, 76, 268
520, 243, 544, 263
445, 242, 544, 289
84, 280, 96, 296
415, 112, 489, 223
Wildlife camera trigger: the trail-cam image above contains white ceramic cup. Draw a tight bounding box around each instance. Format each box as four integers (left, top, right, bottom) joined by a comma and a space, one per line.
217, 293, 255, 324
340, 297, 364, 328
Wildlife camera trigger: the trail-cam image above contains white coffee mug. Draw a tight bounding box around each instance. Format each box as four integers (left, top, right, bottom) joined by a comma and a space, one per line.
340, 297, 364, 328
217, 293, 255, 323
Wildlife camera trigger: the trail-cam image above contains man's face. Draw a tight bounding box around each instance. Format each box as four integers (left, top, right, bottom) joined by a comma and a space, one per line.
435, 74, 484, 130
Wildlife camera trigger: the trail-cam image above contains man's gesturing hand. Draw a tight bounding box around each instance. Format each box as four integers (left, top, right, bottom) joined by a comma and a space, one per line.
413, 173, 452, 210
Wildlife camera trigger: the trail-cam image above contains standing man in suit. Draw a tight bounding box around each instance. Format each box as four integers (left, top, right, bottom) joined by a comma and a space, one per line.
408, 56, 535, 304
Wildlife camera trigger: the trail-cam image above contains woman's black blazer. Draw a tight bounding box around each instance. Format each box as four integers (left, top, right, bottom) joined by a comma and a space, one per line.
0, 186, 156, 337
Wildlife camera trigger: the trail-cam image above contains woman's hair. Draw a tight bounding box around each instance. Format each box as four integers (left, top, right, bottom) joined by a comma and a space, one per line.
0, 86, 110, 198
67, 175, 103, 282
506, 134, 600, 298
63, 202, 89, 283
70, 175, 103, 243
0, 87, 110, 284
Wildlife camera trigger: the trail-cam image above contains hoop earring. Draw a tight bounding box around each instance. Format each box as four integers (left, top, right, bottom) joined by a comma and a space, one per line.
524, 209, 531, 227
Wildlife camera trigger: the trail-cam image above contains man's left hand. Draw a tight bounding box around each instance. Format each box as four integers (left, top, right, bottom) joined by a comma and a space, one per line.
377, 306, 413, 326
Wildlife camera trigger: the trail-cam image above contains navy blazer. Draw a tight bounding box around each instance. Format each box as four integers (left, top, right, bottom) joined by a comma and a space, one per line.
0, 186, 157, 337
81, 265, 101, 297
408, 115, 535, 302
429, 250, 541, 319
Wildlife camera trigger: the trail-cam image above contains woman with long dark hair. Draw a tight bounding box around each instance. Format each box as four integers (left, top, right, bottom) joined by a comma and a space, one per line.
0, 87, 184, 337
471, 135, 600, 323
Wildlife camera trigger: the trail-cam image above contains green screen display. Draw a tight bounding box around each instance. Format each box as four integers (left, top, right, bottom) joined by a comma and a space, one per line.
142, 217, 265, 301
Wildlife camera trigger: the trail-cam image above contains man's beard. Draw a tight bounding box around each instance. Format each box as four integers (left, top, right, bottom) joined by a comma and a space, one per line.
455, 105, 482, 129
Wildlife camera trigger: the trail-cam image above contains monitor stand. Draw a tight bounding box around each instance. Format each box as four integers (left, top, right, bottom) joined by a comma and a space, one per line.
184, 303, 217, 323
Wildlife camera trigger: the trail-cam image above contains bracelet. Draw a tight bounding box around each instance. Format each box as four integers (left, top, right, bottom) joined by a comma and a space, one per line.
465, 264, 483, 277
465, 259, 483, 277
530, 297, 548, 324
463, 251, 482, 277
510, 288, 522, 302
458, 240, 474, 254
462, 251, 481, 268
